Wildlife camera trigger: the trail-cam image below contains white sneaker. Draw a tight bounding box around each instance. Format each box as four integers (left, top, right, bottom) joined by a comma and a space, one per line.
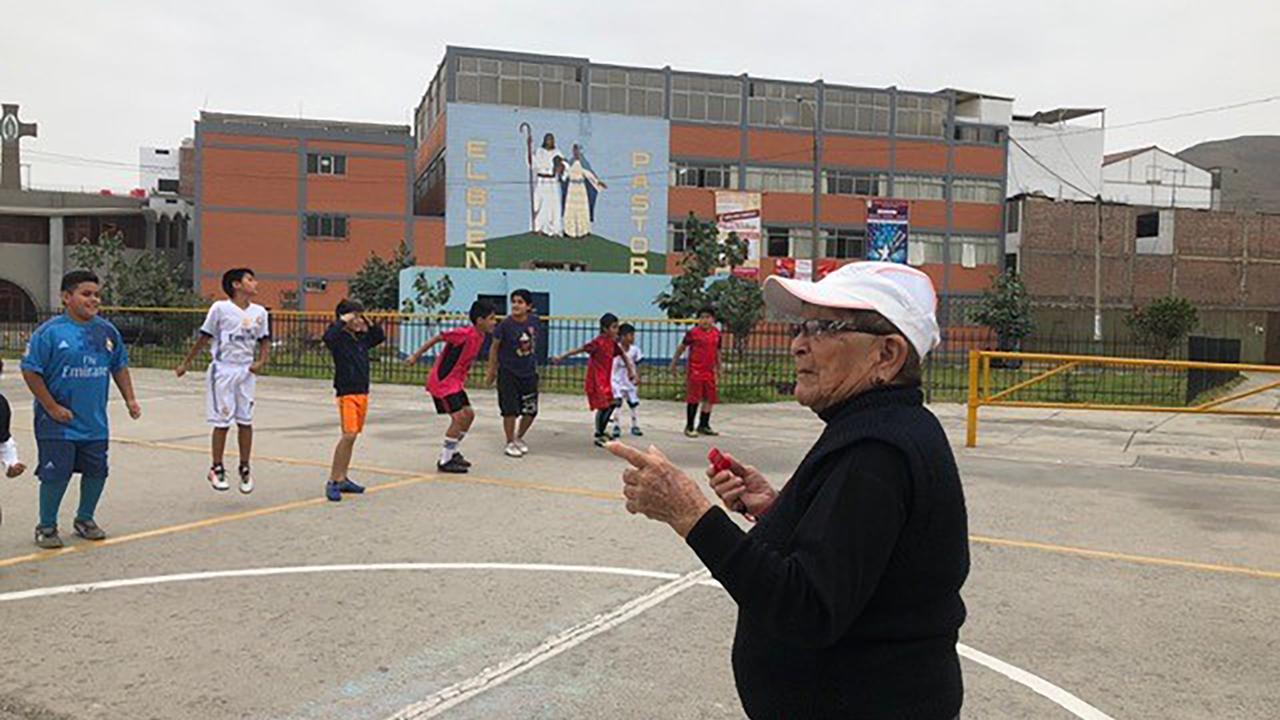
208, 465, 230, 492
238, 465, 254, 494
505, 442, 525, 458
514, 439, 529, 454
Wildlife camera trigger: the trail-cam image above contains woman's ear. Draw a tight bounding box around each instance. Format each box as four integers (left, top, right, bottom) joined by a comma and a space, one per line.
878, 335, 911, 382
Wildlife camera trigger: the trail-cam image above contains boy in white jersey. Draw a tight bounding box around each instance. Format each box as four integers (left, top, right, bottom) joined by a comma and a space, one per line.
176, 268, 271, 494
609, 323, 644, 438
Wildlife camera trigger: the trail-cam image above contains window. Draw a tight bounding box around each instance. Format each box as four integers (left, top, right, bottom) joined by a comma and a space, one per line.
952, 178, 1003, 204
671, 74, 742, 124
1136, 212, 1159, 238
823, 170, 887, 197
1005, 200, 1020, 233
589, 68, 664, 116
896, 95, 948, 137
908, 232, 947, 266
157, 178, 180, 193
954, 125, 1004, 144
455, 55, 582, 111
302, 278, 328, 293
670, 161, 738, 189
953, 235, 1001, 268
1005, 253, 1018, 273
307, 153, 346, 176
892, 175, 946, 201
748, 82, 816, 128
669, 222, 690, 253
305, 213, 348, 239
416, 62, 447, 138
766, 226, 791, 257
823, 88, 891, 134
823, 228, 866, 259
745, 166, 814, 194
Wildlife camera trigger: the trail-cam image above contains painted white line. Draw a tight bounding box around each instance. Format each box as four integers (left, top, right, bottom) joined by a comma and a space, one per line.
0, 564, 1111, 720
958, 643, 1116, 720
386, 568, 711, 719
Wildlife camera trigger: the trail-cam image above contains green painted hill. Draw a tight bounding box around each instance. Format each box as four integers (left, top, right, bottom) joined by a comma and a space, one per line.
445, 232, 665, 273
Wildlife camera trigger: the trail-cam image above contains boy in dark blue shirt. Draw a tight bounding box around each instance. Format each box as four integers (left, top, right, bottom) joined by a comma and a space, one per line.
20, 271, 141, 548
321, 299, 385, 502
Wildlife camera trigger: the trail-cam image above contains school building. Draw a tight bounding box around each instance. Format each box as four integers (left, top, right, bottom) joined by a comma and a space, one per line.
193, 47, 1011, 310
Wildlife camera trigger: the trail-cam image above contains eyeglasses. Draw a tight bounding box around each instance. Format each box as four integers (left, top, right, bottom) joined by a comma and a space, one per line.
788, 319, 898, 339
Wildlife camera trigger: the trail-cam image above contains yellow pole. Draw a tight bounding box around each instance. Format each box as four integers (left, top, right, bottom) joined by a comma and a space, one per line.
966, 350, 979, 447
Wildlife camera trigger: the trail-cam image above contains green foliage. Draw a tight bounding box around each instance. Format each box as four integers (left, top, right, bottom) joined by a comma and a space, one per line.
1126, 296, 1198, 359
68, 231, 201, 307
655, 213, 748, 319
971, 271, 1034, 344
400, 272, 454, 315
349, 244, 415, 311
706, 275, 765, 358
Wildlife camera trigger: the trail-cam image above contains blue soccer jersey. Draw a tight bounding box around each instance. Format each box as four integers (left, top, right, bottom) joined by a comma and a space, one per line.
20, 315, 128, 441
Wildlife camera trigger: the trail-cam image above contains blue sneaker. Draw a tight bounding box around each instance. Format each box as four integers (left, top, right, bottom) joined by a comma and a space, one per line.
325, 481, 342, 502
630, 426, 644, 437
337, 478, 365, 494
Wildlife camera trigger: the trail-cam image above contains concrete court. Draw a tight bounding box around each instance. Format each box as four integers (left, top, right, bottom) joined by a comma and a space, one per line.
0, 367, 1277, 720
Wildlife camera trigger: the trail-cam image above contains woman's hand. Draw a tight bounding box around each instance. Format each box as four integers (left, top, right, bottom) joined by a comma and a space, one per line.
608, 442, 712, 537
707, 453, 777, 519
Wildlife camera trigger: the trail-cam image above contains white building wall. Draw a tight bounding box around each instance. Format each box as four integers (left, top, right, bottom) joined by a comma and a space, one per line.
140, 147, 180, 194
1007, 119, 1104, 201
1102, 148, 1212, 209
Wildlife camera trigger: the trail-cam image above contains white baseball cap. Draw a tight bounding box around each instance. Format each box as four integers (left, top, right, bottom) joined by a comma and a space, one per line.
763, 261, 941, 358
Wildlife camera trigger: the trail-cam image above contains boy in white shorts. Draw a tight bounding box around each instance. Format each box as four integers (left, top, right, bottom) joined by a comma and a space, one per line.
176, 268, 270, 494
609, 323, 644, 438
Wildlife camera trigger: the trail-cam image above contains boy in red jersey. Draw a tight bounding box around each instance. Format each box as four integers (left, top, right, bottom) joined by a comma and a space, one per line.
671, 306, 722, 437
553, 313, 636, 447
406, 300, 497, 473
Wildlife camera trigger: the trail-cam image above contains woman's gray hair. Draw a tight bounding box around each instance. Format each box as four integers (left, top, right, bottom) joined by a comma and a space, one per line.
840, 310, 923, 386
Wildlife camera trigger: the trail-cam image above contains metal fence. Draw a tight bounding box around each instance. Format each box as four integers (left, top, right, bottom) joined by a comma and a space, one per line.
0, 304, 1261, 406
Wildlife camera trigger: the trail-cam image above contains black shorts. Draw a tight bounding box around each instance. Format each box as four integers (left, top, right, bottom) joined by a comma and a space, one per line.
432, 391, 470, 415
36, 439, 110, 483
497, 371, 539, 417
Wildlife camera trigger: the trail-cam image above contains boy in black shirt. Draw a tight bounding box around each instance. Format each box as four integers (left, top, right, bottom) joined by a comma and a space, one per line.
485, 289, 541, 458
322, 299, 386, 502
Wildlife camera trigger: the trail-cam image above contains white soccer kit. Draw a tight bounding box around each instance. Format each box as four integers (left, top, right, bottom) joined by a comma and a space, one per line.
201, 300, 270, 427
612, 345, 643, 405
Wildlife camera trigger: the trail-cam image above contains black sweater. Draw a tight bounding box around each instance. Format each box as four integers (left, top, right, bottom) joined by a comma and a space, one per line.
686, 386, 969, 719
322, 322, 386, 396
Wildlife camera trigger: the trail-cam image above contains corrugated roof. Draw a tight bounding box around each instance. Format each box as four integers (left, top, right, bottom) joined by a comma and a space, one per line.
1103, 146, 1160, 165
1012, 108, 1104, 124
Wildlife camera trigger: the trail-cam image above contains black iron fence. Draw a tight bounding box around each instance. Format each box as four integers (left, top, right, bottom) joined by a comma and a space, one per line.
0, 305, 1260, 406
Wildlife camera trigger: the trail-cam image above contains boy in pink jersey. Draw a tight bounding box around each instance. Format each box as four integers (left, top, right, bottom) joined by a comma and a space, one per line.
406, 300, 497, 474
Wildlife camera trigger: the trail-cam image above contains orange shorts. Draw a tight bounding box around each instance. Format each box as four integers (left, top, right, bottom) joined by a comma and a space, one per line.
337, 394, 369, 435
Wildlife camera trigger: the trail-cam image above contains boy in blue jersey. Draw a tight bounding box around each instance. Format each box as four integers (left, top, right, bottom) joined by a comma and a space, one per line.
20, 271, 142, 549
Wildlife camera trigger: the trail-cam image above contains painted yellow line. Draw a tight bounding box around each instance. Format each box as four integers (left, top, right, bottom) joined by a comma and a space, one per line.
970, 534, 1280, 581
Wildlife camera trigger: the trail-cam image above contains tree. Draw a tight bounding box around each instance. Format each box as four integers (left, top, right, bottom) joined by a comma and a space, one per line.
971, 271, 1034, 349
706, 274, 765, 359
68, 231, 201, 308
655, 213, 749, 319
348, 244, 415, 311
400, 272, 454, 315
1127, 296, 1198, 359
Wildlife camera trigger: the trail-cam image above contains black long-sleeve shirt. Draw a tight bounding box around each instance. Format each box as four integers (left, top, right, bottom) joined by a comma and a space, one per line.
686, 386, 969, 719
322, 321, 386, 396
0, 392, 11, 444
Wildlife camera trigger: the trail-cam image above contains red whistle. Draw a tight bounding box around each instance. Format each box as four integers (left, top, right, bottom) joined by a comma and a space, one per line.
708, 448, 732, 474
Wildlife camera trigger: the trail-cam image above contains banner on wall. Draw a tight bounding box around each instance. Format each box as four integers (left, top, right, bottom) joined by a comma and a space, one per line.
715, 191, 762, 266
865, 200, 909, 264
773, 258, 839, 282
444, 104, 669, 274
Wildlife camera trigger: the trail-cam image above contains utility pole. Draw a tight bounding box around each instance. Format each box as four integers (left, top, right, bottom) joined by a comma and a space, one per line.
1094, 193, 1103, 343
796, 97, 821, 265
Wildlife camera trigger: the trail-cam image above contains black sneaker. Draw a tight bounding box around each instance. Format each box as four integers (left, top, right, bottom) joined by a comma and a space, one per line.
593, 434, 609, 448
451, 453, 473, 469
437, 457, 469, 474
34, 525, 63, 549
73, 518, 107, 541
697, 426, 720, 437
683, 427, 699, 438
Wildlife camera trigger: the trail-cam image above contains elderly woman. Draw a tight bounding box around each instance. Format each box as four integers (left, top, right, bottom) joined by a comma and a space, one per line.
609, 262, 969, 719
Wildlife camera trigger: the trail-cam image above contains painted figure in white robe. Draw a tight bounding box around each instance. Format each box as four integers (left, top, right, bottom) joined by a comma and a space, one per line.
562, 144, 607, 239
530, 133, 566, 236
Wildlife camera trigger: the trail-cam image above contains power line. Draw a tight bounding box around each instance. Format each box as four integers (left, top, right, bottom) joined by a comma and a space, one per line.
1008, 136, 1097, 199
1016, 94, 1280, 142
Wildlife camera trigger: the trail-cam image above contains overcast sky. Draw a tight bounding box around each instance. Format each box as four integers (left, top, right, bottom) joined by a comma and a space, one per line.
4, 0, 1277, 191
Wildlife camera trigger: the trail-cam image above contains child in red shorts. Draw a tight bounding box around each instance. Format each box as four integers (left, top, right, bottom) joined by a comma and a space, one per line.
671, 306, 722, 437
553, 313, 636, 447
406, 300, 497, 473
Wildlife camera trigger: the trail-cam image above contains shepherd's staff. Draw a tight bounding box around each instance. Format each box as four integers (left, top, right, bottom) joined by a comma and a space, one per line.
519, 122, 535, 233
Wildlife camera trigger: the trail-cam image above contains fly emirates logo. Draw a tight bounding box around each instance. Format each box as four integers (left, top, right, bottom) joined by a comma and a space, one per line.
62, 355, 109, 379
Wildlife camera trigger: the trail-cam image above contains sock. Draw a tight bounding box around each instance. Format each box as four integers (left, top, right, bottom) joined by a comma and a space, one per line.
594, 409, 611, 436
699, 411, 712, 429
39, 477, 71, 528
629, 402, 640, 428
440, 436, 460, 464
76, 476, 107, 523
686, 403, 698, 430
